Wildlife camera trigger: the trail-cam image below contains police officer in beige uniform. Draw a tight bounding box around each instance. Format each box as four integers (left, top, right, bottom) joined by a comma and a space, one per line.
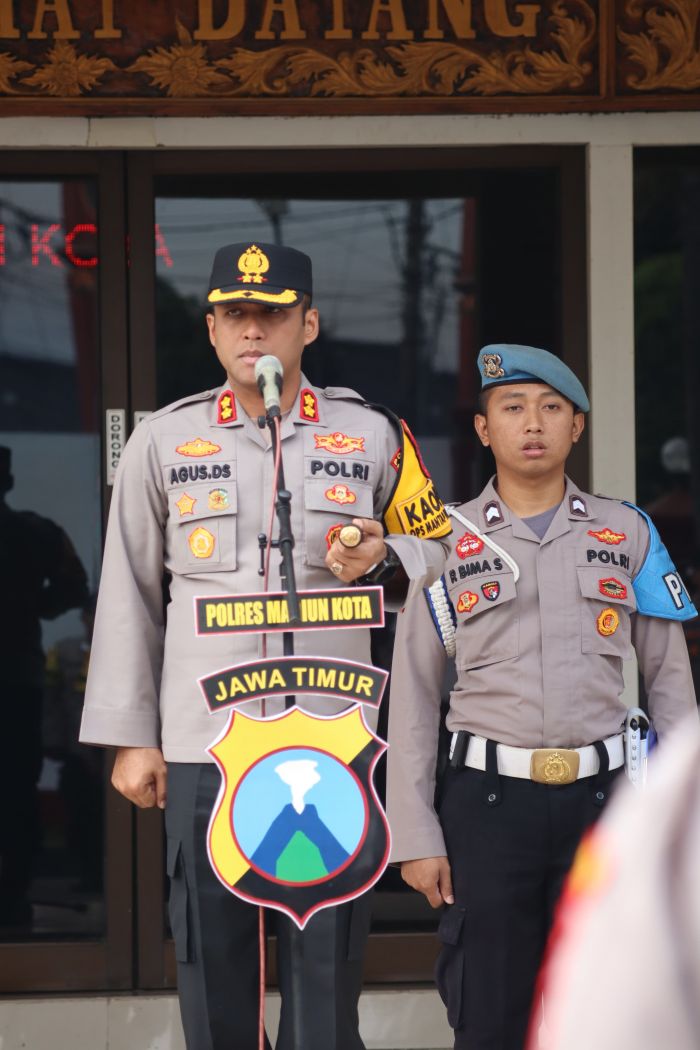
80, 243, 451, 1050
387, 344, 698, 1050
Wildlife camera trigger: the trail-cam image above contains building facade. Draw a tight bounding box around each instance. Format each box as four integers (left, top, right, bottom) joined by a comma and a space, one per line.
1, 3, 699, 1047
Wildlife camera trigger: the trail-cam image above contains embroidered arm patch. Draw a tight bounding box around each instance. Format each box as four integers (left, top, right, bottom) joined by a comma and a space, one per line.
624, 502, 698, 621
382, 418, 452, 540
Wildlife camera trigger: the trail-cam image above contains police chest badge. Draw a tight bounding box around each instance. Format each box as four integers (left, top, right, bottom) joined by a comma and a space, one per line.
207, 706, 388, 928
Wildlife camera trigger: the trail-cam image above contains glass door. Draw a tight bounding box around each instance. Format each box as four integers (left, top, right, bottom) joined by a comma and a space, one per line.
0, 154, 132, 992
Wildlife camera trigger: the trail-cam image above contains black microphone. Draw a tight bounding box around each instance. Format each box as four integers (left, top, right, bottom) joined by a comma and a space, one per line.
254, 355, 283, 416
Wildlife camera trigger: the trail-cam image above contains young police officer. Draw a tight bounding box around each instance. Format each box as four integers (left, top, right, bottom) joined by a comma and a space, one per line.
80, 243, 450, 1050
387, 344, 698, 1050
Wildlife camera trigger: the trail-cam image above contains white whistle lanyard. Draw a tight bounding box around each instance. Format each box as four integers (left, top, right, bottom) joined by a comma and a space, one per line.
447, 506, 520, 582
425, 505, 520, 659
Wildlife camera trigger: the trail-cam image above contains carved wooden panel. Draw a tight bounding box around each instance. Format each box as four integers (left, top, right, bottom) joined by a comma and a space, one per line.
0, 0, 695, 112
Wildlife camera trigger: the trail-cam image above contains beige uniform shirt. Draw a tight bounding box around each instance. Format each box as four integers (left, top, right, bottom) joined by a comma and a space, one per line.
80, 379, 448, 762
387, 477, 698, 862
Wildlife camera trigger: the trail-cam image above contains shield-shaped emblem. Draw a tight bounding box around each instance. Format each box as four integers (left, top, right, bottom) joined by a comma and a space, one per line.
207, 706, 389, 929
481, 580, 500, 601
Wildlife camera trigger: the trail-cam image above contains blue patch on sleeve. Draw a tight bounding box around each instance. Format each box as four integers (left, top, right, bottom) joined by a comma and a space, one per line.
624, 502, 698, 621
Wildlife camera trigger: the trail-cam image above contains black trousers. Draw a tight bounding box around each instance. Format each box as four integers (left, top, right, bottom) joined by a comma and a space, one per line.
436, 758, 622, 1050
165, 763, 373, 1050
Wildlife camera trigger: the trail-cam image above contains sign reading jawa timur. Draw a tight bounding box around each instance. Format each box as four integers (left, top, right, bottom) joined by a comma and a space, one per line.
207, 706, 389, 927
199, 655, 387, 710
1, 0, 699, 113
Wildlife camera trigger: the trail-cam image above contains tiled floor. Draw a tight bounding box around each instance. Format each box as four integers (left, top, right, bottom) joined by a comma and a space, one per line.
0, 990, 453, 1049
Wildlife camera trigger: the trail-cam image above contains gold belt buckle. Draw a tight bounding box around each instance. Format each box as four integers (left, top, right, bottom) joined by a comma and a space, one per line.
530, 748, 580, 785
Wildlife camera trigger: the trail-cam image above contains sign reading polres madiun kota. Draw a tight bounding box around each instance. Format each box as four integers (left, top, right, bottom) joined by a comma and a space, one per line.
0, 0, 698, 114
195, 586, 384, 635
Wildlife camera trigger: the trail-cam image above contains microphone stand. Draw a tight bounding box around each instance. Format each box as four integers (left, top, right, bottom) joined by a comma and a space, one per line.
260, 404, 301, 710
256, 368, 309, 1050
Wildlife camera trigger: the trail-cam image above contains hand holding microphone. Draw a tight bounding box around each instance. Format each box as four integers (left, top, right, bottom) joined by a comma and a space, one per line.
254, 355, 284, 417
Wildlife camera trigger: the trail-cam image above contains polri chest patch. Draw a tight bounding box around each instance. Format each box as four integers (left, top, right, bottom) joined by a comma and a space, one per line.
455, 532, 484, 559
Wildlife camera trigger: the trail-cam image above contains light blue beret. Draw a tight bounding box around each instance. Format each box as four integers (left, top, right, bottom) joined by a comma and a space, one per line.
478, 344, 589, 413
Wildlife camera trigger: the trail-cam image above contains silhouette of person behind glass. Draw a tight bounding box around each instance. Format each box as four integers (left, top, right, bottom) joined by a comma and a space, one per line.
44, 595, 103, 894
0, 446, 88, 928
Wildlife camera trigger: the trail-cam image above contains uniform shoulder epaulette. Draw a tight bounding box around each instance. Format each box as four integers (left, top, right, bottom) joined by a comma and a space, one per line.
622, 501, 697, 622
143, 389, 215, 423
321, 386, 366, 403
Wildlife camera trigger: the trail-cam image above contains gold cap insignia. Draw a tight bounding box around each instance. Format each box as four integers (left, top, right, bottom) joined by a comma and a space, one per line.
237, 245, 269, 285
482, 353, 505, 379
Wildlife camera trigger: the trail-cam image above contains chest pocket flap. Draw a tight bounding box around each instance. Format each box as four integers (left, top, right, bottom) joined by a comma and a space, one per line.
577, 566, 636, 611
448, 569, 517, 620
302, 477, 375, 569
167, 482, 237, 574
304, 477, 374, 518
577, 565, 635, 657
448, 569, 518, 669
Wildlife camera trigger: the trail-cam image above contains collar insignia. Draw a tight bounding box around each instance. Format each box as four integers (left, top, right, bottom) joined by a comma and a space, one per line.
325, 484, 356, 506
457, 590, 479, 613
314, 432, 365, 455
588, 527, 626, 545
569, 495, 588, 516
176, 437, 222, 458
482, 353, 505, 379
237, 245, 269, 285
484, 500, 504, 526
300, 388, 319, 423
217, 389, 237, 424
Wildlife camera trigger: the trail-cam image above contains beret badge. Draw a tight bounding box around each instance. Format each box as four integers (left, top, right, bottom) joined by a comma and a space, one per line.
482, 353, 505, 379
